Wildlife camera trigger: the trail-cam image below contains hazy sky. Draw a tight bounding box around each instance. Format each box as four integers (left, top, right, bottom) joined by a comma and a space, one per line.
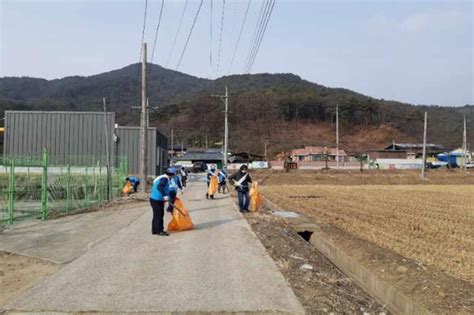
1, 0, 473, 106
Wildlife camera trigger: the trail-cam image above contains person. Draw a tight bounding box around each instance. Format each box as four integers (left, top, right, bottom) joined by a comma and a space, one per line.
149, 168, 175, 236
206, 165, 217, 199
125, 176, 140, 193
180, 166, 188, 187
167, 169, 183, 213
228, 165, 253, 213
218, 167, 228, 193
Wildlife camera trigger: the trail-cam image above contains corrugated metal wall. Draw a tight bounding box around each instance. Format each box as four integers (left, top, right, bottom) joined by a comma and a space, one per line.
116, 127, 168, 176
4, 111, 115, 165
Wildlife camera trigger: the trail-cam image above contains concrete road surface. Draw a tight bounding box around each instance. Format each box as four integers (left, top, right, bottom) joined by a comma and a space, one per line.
5, 177, 304, 314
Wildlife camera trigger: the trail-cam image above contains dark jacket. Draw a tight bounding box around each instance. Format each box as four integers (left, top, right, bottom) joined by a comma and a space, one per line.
228, 171, 252, 192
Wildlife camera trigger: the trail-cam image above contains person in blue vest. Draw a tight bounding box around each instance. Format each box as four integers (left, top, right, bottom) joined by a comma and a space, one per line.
218, 167, 228, 194
125, 176, 140, 193
149, 167, 175, 236
167, 171, 183, 213
205, 165, 217, 199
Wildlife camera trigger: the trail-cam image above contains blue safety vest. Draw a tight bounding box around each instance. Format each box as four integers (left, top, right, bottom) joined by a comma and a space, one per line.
150, 175, 170, 201
169, 176, 181, 192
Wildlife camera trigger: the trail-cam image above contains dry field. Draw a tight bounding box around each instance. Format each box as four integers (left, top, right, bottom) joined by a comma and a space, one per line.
262, 184, 474, 281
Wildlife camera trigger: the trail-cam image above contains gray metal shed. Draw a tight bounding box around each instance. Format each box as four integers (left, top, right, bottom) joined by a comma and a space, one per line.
115, 126, 168, 176
4, 111, 115, 165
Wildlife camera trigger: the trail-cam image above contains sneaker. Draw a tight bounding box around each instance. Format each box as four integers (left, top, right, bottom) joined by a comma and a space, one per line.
206, 193, 209, 199
157, 231, 169, 236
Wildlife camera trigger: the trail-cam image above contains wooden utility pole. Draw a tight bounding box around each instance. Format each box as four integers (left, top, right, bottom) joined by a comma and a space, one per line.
224, 86, 229, 168
102, 97, 111, 201
463, 115, 467, 173
170, 128, 174, 164
336, 104, 339, 170
421, 111, 427, 179
210, 86, 229, 168
139, 42, 148, 191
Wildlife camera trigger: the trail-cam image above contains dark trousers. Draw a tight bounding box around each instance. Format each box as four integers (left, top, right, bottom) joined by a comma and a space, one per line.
167, 190, 177, 212
133, 182, 139, 192
238, 190, 250, 211
150, 199, 165, 234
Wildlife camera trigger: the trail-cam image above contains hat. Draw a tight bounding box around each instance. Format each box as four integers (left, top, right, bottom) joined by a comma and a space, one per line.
166, 167, 176, 175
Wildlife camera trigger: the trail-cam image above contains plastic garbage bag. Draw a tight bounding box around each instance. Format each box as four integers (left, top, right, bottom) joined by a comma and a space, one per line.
167, 197, 194, 232
122, 181, 133, 196
208, 175, 218, 196
249, 182, 263, 212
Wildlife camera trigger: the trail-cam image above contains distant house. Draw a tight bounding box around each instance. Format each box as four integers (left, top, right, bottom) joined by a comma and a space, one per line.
168, 144, 188, 159
229, 152, 264, 163
291, 146, 347, 162
383, 142, 447, 159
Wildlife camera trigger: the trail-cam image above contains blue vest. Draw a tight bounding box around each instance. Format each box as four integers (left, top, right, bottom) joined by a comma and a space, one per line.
169, 176, 181, 192
150, 175, 170, 201
128, 176, 140, 184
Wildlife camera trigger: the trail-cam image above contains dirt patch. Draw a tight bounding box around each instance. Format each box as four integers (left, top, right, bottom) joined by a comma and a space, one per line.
263, 184, 474, 281
251, 168, 474, 186
0, 251, 60, 306
244, 209, 388, 314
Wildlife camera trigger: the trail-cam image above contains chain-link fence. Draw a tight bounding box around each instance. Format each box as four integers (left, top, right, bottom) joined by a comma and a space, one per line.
0, 150, 127, 225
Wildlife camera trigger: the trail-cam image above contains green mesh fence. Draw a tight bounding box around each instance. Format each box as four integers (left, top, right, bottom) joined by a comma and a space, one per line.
0, 150, 128, 225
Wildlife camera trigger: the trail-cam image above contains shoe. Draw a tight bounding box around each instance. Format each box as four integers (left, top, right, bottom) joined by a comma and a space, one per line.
243, 209, 250, 213
210, 195, 214, 199
206, 193, 209, 199
157, 231, 169, 236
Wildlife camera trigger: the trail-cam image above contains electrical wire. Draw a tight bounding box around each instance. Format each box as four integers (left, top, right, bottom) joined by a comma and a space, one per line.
216, 0, 226, 77
245, 0, 272, 73
247, 0, 275, 73
165, 0, 189, 68
209, 0, 213, 79
175, 0, 205, 71
227, 0, 251, 74
243, 0, 268, 73
151, 0, 165, 64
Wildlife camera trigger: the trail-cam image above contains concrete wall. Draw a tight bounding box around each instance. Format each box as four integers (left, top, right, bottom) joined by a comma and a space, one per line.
4, 111, 115, 165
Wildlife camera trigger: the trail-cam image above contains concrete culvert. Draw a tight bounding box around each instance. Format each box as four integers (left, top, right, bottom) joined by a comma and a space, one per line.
297, 230, 313, 242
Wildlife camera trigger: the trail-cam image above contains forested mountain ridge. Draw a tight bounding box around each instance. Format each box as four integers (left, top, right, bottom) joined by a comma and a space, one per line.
1, 63, 472, 154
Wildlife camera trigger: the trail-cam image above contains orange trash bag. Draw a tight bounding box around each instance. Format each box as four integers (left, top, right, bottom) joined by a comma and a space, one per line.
167, 197, 194, 232
208, 175, 218, 196
249, 182, 263, 212
122, 181, 133, 196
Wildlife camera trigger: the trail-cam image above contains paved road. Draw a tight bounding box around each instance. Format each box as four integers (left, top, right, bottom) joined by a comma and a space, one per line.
5, 177, 304, 314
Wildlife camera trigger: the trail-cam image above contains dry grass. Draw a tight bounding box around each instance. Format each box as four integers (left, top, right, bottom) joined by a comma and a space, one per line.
252, 169, 474, 186
263, 184, 474, 281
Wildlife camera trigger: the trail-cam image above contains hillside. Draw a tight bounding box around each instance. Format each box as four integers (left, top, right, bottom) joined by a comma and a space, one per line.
1, 63, 472, 155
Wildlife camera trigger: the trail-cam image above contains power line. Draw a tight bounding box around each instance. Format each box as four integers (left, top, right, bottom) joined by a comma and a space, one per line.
138, 0, 149, 63
176, 0, 205, 71
209, 0, 213, 79
151, 0, 165, 64
247, 0, 275, 73
227, 0, 251, 74
216, 0, 226, 77
243, 0, 268, 73
245, 0, 273, 73
166, 0, 188, 68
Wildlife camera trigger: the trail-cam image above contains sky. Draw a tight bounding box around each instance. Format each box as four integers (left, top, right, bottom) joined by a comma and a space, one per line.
0, 0, 473, 106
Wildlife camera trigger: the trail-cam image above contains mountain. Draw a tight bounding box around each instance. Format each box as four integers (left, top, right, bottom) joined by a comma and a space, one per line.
1, 64, 472, 155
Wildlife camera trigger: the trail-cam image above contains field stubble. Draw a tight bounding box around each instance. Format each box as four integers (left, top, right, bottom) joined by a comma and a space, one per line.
262, 184, 474, 281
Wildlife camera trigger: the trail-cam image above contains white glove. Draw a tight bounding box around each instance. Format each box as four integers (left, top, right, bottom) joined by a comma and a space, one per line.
163, 196, 169, 201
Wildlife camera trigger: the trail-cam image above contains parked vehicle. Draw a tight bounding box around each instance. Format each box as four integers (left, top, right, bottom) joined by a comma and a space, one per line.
192, 162, 207, 173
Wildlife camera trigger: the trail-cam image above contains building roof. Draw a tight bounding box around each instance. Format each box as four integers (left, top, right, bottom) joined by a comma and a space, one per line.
291, 146, 347, 156
384, 143, 446, 151
175, 151, 224, 161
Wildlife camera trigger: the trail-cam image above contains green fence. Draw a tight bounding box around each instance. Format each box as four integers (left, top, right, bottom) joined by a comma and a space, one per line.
0, 150, 128, 224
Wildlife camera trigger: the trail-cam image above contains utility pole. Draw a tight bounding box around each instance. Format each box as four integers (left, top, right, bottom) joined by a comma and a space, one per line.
336, 104, 339, 170
421, 111, 427, 179
463, 115, 467, 173
264, 141, 268, 161
210, 86, 229, 168
170, 128, 174, 164
102, 97, 111, 201
224, 86, 229, 168
139, 42, 148, 191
